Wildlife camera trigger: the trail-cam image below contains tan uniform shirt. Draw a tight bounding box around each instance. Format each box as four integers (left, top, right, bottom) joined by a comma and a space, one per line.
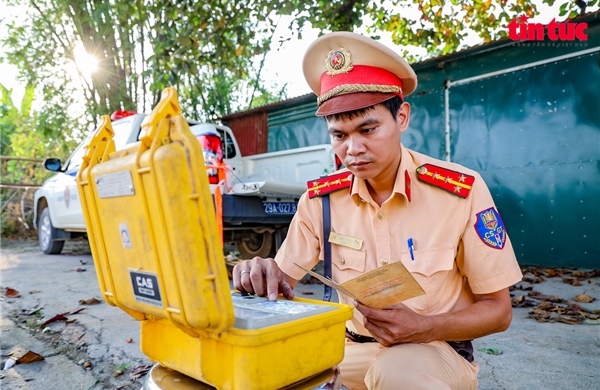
276, 144, 522, 336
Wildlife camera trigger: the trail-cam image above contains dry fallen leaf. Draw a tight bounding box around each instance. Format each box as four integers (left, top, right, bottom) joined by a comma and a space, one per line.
16, 350, 45, 364
126, 338, 133, 343
130, 364, 153, 381
545, 269, 561, 278
528, 291, 567, 303
511, 295, 536, 308
574, 293, 595, 303
79, 297, 102, 305
40, 314, 68, 328
4, 287, 20, 298
562, 278, 582, 286
556, 316, 584, 325
72, 267, 86, 272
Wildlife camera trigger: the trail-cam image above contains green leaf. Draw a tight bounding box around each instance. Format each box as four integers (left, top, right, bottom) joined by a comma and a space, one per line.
559, 2, 568, 16
477, 347, 503, 355
177, 36, 193, 47
20, 83, 35, 118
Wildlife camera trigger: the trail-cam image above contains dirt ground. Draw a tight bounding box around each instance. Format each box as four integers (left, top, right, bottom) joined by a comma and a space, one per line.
1, 238, 599, 389
1, 238, 155, 389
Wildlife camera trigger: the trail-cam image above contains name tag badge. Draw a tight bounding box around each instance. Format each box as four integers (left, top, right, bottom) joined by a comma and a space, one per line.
329, 232, 363, 250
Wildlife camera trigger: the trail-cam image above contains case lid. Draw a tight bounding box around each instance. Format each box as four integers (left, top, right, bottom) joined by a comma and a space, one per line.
78, 87, 235, 333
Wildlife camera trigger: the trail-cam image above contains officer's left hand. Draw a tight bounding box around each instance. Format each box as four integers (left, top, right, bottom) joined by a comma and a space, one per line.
354, 301, 432, 347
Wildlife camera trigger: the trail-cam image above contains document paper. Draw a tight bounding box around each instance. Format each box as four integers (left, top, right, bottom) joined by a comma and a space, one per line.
295, 261, 425, 309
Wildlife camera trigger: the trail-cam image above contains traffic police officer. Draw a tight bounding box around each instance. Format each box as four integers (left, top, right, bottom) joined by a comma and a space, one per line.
234, 31, 522, 389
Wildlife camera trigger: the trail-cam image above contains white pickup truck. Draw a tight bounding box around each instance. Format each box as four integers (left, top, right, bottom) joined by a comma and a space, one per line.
34, 112, 338, 258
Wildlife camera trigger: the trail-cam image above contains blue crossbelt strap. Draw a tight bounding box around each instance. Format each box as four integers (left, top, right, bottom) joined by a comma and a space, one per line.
322, 194, 332, 302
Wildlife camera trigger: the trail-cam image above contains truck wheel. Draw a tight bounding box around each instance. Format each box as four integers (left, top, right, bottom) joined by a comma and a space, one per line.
236, 231, 274, 260
38, 207, 64, 255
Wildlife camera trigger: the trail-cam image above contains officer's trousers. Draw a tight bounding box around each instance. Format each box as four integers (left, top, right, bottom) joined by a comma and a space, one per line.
339, 339, 479, 390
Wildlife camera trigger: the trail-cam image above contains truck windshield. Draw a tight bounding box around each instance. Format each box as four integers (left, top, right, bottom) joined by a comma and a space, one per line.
63, 118, 136, 172
218, 129, 236, 159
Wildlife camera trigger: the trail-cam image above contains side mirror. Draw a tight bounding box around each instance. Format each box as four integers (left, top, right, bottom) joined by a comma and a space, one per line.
44, 158, 64, 172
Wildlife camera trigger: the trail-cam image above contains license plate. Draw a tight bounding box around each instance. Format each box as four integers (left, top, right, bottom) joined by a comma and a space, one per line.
262, 201, 298, 215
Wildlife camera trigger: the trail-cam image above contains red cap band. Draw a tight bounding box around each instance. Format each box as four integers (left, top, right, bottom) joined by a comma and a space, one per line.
320, 65, 404, 96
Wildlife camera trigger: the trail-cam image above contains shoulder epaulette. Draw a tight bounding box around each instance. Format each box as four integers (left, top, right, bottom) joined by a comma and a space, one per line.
307, 171, 353, 199
416, 164, 475, 199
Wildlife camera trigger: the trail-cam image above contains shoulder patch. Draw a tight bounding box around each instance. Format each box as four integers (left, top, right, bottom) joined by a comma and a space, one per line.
474, 207, 507, 250
307, 171, 353, 199
416, 164, 475, 199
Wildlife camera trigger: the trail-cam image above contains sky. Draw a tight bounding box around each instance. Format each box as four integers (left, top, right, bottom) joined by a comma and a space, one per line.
0, 1, 578, 110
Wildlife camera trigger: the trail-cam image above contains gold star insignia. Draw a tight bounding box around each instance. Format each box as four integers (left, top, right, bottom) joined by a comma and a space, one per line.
312, 181, 319, 187
458, 174, 466, 183
325, 181, 330, 187
444, 176, 451, 183
454, 186, 461, 193
433, 173, 441, 180
334, 179, 341, 185
314, 189, 320, 195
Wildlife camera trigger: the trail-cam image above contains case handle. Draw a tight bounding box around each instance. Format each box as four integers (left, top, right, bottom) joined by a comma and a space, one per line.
80, 115, 115, 170
139, 87, 182, 148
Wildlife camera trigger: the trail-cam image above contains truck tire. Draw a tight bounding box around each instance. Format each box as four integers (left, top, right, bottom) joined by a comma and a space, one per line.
38, 207, 64, 255
236, 231, 274, 260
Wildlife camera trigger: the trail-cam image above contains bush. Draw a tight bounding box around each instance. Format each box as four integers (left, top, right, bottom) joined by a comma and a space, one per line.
1, 187, 37, 239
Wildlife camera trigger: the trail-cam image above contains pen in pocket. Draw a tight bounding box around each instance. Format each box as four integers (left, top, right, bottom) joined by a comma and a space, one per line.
408, 238, 415, 261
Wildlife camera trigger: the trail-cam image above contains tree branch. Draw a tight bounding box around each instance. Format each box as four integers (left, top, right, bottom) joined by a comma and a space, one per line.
246, 15, 280, 110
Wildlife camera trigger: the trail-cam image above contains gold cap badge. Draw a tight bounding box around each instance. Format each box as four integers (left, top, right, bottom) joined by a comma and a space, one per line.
325, 47, 353, 76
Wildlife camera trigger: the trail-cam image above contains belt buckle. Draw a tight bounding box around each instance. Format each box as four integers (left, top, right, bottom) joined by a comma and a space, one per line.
345, 328, 377, 343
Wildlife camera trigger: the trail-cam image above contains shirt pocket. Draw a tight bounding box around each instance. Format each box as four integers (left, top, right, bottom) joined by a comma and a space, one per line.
331, 245, 366, 283
402, 246, 456, 313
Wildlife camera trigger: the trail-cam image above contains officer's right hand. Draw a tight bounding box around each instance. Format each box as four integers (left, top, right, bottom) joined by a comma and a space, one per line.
233, 257, 295, 301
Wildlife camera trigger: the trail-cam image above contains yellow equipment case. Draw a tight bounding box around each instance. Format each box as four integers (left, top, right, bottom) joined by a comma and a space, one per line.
76, 88, 353, 390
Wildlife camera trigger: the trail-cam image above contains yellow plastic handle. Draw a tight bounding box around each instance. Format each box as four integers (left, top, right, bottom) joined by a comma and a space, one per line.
139, 87, 182, 148
81, 115, 114, 167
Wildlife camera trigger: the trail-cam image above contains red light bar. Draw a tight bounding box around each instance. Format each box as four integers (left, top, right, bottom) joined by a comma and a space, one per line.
110, 110, 138, 120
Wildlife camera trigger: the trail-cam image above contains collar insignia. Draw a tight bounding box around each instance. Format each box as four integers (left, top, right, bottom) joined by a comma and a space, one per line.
405, 170, 412, 202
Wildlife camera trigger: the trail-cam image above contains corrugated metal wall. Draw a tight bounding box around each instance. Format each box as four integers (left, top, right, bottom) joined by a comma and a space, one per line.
226, 112, 268, 156
267, 100, 329, 152
448, 51, 599, 269
406, 16, 600, 268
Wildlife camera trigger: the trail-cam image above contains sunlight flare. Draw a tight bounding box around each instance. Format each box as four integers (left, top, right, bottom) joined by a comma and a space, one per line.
73, 42, 98, 79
